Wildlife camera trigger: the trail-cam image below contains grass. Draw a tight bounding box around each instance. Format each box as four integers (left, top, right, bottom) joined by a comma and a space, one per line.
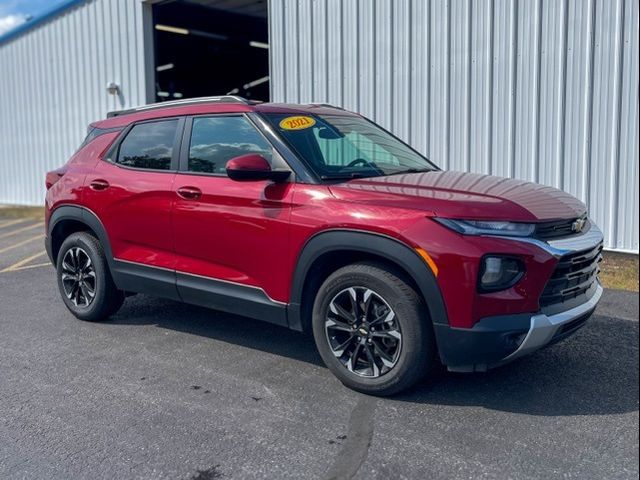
1, 204, 637, 291
599, 251, 639, 292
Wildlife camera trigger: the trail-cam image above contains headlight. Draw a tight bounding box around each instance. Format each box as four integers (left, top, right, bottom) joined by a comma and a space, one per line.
434, 218, 536, 237
478, 256, 525, 292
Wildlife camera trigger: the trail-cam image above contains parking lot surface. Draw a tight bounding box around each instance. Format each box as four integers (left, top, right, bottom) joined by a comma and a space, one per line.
0, 217, 638, 479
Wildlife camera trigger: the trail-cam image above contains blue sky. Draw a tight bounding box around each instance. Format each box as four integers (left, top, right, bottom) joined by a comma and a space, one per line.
0, 0, 67, 36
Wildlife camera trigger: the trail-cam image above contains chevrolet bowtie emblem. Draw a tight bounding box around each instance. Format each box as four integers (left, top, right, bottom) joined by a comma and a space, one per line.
572, 217, 587, 233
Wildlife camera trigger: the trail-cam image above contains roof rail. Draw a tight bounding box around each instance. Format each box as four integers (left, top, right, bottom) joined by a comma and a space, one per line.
107, 95, 256, 118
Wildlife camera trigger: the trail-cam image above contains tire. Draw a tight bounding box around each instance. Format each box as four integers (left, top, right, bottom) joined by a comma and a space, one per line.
312, 262, 435, 396
56, 232, 125, 322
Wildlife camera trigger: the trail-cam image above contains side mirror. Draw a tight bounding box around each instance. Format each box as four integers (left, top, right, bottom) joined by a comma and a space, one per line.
226, 154, 291, 182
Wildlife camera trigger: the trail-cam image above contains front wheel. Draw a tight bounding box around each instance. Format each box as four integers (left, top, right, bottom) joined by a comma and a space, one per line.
56, 232, 125, 321
312, 262, 435, 396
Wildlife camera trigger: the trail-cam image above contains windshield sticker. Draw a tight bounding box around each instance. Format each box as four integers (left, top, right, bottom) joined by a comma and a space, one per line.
279, 115, 316, 131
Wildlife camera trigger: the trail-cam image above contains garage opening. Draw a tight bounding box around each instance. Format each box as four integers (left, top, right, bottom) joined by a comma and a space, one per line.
151, 0, 269, 102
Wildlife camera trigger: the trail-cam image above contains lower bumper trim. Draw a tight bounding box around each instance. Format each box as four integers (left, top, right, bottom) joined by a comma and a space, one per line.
498, 283, 603, 364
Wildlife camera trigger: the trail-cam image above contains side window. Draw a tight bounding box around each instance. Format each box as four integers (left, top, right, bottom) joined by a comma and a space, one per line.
117, 120, 178, 170
188, 116, 273, 174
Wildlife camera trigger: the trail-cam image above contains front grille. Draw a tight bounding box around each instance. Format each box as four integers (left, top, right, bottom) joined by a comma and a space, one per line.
540, 243, 603, 307
535, 217, 587, 240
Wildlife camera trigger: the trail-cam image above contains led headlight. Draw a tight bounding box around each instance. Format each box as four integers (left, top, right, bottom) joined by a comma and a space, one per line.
478, 256, 525, 292
434, 218, 536, 237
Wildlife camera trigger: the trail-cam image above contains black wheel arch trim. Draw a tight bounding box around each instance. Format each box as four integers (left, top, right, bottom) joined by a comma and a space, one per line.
287, 229, 449, 331
48, 205, 115, 269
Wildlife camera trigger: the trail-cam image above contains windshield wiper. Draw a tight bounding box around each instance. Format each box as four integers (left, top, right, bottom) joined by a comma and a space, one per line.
320, 172, 378, 181
385, 168, 434, 176
321, 168, 435, 181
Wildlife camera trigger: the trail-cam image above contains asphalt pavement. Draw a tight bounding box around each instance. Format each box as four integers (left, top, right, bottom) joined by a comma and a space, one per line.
0, 216, 638, 479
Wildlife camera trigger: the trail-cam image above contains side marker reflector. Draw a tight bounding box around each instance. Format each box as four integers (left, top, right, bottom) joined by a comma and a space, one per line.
415, 248, 438, 277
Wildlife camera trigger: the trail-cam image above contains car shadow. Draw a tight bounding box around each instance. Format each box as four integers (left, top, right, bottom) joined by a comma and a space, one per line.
111, 295, 639, 417
112, 295, 324, 367
397, 314, 639, 416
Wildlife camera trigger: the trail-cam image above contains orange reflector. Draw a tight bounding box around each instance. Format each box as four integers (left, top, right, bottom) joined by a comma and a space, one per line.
415, 247, 438, 277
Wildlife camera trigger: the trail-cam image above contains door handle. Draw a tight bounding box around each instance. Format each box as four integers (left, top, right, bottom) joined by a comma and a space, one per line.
89, 179, 110, 191
177, 186, 202, 200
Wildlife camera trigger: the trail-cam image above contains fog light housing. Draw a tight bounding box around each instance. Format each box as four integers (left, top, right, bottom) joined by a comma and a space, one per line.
504, 331, 528, 350
478, 256, 525, 292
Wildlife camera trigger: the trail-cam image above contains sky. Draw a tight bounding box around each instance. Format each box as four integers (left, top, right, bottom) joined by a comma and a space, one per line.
0, 0, 66, 36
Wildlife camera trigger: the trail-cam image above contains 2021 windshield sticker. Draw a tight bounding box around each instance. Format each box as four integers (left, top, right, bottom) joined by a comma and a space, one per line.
279, 115, 316, 131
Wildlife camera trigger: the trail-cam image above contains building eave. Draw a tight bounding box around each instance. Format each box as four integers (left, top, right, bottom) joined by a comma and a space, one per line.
0, 0, 86, 47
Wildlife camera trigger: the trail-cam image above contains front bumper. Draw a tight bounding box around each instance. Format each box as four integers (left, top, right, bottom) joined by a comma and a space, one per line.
435, 282, 602, 372
433, 219, 604, 371
499, 283, 602, 364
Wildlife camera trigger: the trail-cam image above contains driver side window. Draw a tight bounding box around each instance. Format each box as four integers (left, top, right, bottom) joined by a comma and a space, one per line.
188, 116, 273, 175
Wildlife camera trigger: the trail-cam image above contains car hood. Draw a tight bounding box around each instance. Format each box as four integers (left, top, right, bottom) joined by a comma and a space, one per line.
328, 171, 587, 222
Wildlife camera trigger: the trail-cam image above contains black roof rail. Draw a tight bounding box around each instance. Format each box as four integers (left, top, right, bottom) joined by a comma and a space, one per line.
106, 95, 257, 118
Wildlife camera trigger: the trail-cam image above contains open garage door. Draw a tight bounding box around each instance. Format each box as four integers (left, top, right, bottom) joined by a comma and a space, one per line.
151, 0, 269, 102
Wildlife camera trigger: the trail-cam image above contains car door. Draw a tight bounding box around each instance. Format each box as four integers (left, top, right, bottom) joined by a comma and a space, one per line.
171, 114, 294, 324
82, 117, 184, 299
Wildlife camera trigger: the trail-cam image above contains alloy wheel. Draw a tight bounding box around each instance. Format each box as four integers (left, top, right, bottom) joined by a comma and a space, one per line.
324, 286, 402, 378
61, 247, 97, 307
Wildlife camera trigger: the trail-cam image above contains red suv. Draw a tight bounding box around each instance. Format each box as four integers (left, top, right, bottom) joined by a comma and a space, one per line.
45, 96, 603, 395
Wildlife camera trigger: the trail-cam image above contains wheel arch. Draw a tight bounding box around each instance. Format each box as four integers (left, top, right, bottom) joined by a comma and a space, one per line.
48, 205, 114, 268
287, 229, 449, 332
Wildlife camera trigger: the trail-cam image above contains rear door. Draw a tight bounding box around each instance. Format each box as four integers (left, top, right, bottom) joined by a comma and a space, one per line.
171, 114, 294, 323
82, 117, 184, 298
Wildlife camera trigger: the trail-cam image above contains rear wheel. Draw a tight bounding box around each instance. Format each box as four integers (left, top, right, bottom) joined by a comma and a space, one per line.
56, 232, 124, 321
312, 262, 435, 396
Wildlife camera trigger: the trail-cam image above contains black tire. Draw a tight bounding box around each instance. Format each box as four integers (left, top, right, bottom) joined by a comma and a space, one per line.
56, 232, 125, 322
312, 262, 435, 396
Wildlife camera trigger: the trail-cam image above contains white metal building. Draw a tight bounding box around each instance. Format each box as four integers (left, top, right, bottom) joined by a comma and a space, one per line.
0, 0, 638, 252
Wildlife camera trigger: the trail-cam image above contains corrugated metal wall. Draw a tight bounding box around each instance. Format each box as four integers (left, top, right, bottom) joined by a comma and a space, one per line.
270, 0, 639, 253
0, 0, 149, 206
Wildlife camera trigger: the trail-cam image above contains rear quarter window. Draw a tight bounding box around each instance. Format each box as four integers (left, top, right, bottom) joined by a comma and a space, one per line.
78, 126, 122, 150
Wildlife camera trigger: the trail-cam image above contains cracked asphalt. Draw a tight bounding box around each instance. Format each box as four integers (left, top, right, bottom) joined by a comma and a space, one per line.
0, 218, 638, 479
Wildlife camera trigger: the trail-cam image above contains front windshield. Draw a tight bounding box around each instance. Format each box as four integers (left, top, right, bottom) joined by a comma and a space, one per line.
263, 113, 438, 180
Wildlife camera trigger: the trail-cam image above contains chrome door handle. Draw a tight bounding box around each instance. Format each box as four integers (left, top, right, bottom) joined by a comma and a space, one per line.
177, 186, 202, 200
89, 179, 110, 191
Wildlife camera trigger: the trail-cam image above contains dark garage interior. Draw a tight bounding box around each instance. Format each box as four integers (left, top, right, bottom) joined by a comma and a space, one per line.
152, 0, 269, 102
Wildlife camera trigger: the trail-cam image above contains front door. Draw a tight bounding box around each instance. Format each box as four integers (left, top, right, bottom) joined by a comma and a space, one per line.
171, 114, 294, 324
